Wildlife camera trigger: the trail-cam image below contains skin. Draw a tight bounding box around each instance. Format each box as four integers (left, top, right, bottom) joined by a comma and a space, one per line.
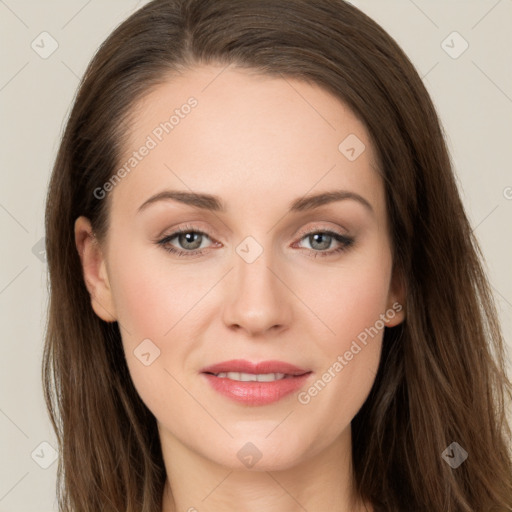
75, 64, 405, 512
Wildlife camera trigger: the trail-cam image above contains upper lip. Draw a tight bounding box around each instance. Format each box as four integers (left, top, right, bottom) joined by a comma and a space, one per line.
201, 359, 311, 376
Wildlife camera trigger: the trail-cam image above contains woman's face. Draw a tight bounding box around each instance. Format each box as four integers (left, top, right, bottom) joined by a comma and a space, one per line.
77, 64, 405, 471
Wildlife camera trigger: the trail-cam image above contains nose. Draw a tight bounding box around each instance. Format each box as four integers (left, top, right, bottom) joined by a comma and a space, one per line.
222, 245, 293, 337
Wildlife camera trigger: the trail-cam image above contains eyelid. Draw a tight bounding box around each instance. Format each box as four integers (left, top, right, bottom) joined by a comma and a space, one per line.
157, 222, 348, 245
156, 224, 218, 247
294, 223, 348, 240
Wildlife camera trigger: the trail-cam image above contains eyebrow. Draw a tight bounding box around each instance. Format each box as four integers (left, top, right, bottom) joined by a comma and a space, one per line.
137, 189, 373, 214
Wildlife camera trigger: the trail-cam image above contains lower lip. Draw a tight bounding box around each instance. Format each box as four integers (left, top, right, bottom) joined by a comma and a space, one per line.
202, 373, 312, 406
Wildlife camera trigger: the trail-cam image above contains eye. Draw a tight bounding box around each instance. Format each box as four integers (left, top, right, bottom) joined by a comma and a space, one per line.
156, 224, 215, 256
293, 229, 354, 258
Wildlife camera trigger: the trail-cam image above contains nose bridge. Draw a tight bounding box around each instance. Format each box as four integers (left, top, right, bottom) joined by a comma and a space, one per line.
222, 237, 292, 335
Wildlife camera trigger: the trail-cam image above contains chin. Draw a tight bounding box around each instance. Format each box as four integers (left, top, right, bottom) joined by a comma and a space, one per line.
204, 431, 317, 472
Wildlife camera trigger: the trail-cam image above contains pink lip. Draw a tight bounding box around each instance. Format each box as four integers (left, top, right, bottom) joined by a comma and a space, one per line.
200, 359, 312, 406
201, 359, 310, 376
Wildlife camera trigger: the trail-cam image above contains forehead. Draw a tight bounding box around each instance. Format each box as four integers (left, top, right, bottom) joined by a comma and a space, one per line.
112, 64, 384, 218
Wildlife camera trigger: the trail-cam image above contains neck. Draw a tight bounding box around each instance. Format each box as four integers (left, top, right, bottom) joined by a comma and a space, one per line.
160, 425, 372, 512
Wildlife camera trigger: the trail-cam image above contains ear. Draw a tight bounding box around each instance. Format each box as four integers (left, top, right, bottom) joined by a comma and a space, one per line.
74, 216, 117, 322
385, 264, 406, 327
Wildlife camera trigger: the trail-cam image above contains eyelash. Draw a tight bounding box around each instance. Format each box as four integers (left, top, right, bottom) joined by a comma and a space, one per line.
156, 223, 355, 259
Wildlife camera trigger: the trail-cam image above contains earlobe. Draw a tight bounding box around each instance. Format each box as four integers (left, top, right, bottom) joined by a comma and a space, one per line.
74, 216, 117, 322
385, 267, 406, 327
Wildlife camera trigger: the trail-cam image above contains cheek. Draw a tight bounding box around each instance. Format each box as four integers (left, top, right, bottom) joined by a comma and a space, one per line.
298, 244, 391, 420
315, 248, 393, 344
107, 246, 196, 415
108, 245, 193, 338
106, 242, 215, 386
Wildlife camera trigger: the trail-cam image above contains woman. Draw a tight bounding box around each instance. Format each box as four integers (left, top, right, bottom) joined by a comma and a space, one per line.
43, 0, 512, 510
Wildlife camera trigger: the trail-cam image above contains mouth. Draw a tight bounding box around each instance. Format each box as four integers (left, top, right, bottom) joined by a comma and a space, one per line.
200, 359, 313, 406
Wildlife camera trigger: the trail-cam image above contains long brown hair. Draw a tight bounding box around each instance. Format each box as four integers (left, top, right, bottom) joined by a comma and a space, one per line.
43, 0, 512, 510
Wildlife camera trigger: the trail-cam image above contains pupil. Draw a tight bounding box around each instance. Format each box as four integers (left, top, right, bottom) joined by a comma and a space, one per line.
180, 232, 202, 250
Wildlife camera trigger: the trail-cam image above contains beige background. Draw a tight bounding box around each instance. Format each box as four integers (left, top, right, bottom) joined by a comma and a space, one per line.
1, 0, 511, 510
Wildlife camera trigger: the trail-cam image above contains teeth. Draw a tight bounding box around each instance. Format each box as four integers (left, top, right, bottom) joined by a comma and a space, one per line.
215, 372, 287, 382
